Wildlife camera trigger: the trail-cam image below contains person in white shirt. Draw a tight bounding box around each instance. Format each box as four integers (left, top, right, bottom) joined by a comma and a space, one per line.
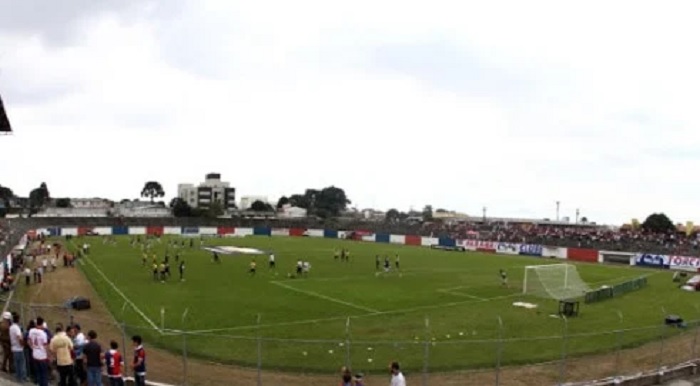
28, 317, 49, 386
268, 254, 275, 269
389, 361, 406, 386
8, 313, 26, 383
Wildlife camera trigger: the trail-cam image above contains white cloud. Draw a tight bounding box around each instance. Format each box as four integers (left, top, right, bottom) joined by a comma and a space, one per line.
2, 0, 700, 224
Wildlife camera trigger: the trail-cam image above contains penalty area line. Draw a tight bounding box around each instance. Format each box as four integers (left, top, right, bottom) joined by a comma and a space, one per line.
270, 281, 380, 313
83, 256, 163, 334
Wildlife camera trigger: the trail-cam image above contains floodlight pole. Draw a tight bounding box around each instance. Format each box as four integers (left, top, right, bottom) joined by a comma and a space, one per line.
556, 201, 560, 222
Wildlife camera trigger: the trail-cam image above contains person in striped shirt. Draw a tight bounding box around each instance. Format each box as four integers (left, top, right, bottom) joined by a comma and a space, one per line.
105, 340, 125, 386
131, 336, 146, 386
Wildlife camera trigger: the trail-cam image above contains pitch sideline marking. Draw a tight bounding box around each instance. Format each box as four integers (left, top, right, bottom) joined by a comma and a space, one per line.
270, 281, 380, 313
436, 286, 487, 300
83, 256, 163, 334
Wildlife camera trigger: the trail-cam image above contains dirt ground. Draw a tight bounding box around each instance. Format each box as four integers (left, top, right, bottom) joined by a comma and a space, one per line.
12, 243, 700, 386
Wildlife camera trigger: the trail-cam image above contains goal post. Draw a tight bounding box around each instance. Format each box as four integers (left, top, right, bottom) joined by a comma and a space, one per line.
523, 264, 590, 300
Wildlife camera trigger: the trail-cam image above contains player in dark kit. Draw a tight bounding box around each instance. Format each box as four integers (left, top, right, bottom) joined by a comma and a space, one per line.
375, 255, 380, 271
212, 252, 220, 263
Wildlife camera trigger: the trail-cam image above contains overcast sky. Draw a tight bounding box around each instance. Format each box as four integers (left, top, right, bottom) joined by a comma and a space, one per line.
1, 0, 699, 225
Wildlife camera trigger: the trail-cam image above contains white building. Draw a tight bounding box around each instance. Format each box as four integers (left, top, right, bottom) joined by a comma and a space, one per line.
70, 198, 112, 209
115, 200, 171, 217
239, 196, 269, 210
178, 173, 236, 211
278, 205, 307, 218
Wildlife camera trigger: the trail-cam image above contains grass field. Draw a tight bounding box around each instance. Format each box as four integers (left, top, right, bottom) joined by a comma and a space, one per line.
69, 235, 697, 373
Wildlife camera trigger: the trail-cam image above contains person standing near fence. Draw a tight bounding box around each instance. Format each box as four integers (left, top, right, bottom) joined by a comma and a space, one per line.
389, 361, 406, 386
28, 317, 49, 386
0, 311, 12, 373
49, 323, 76, 386
104, 341, 124, 386
69, 324, 87, 386
82, 330, 103, 386
131, 336, 146, 386
9, 313, 26, 383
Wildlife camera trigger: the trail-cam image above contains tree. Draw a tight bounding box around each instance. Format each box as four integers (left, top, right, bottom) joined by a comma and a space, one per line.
276, 196, 290, 209
250, 200, 273, 212
283, 186, 350, 218
169, 197, 193, 217
435, 208, 447, 213
385, 208, 401, 223
204, 201, 224, 218
422, 205, 433, 221
580, 216, 588, 223
0, 185, 13, 209
642, 213, 675, 233
141, 181, 165, 203
29, 182, 50, 210
55, 198, 71, 208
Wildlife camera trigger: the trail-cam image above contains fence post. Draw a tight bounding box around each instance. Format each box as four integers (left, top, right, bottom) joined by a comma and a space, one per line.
345, 317, 351, 369
120, 321, 129, 380
614, 311, 624, 380
422, 316, 430, 386
495, 316, 504, 386
557, 316, 569, 385
692, 305, 700, 360
181, 308, 189, 386
256, 314, 262, 386
658, 307, 667, 374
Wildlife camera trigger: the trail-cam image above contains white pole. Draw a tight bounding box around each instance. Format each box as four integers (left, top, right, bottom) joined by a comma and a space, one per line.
161, 306, 165, 330
523, 267, 528, 294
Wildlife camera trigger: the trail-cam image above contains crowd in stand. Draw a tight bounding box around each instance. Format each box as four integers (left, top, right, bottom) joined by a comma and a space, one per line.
418, 221, 700, 256
4, 215, 700, 260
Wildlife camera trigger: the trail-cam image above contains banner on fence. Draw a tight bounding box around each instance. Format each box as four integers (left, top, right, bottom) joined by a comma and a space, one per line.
633, 253, 670, 269
460, 239, 496, 252
542, 246, 567, 259
519, 244, 543, 257
669, 255, 700, 272
496, 242, 520, 255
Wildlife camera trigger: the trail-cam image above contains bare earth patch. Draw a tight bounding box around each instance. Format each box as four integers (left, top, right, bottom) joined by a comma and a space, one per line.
12, 246, 699, 386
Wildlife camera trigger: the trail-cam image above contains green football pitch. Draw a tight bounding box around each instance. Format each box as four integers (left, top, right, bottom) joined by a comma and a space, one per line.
70, 235, 694, 373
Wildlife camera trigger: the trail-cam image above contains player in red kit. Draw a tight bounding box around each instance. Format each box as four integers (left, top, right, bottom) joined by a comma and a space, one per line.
104, 340, 124, 386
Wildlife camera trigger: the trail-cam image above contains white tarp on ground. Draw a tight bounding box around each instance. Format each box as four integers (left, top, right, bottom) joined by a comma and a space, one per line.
681, 274, 700, 291
203, 246, 266, 255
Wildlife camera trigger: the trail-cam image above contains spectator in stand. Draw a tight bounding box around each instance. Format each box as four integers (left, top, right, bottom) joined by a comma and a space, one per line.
49, 323, 75, 386
389, 361, 406, 386
83, 330, 103, 386
9, 313, 26, 383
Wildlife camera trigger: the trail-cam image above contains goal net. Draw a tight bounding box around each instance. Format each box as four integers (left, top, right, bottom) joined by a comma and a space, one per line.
523, 264, 590, 300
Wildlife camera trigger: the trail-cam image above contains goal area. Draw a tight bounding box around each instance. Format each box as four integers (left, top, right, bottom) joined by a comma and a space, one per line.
523, 264, 591, 300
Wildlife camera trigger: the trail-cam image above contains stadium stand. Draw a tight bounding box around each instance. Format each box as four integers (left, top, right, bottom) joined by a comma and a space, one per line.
3, 216, 698, 256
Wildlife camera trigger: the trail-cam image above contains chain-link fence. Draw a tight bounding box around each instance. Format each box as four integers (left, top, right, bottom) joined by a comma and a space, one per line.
4, 299, 700, 386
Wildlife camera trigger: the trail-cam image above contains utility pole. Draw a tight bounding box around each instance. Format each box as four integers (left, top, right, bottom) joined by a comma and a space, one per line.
575, 208, 580, 224
556, 201, 560, 222
482, 206, 487, 222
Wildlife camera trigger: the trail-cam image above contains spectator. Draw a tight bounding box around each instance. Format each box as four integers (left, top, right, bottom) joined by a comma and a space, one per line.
83, 330, 103, 386
0, 311, 11, 373
69, 324, 87, 386
49, 323, 75, 386
131, 335, 146, 386
28, 317, 49, 386
389, 361, 406, 386
340, 366, 354, 386
104, 340, 124, 386
9, 312, 26, 383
